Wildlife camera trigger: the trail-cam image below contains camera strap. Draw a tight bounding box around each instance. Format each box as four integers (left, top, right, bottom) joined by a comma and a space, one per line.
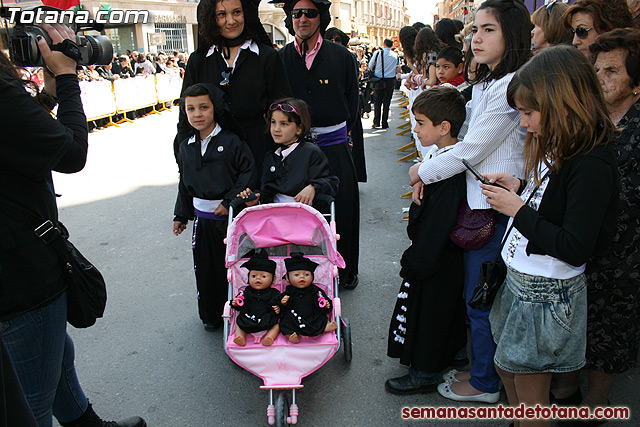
51, 39, 82, 62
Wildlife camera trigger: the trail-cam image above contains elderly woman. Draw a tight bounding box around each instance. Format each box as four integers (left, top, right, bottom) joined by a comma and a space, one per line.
550, 28, 640, 416
530, 0, 572, 54
562, 0, 633, 57
174, 0, 291, 184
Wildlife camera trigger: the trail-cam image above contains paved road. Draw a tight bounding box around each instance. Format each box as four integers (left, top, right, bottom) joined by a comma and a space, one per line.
51, 97, 638, 426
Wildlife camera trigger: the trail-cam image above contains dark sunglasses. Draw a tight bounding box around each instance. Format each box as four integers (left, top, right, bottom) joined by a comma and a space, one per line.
571, 26, 594, 40
269, 103, 299, 116
291, 8, 319, 19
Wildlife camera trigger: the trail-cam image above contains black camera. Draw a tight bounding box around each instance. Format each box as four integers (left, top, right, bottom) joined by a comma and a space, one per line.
1, 6, 113, 67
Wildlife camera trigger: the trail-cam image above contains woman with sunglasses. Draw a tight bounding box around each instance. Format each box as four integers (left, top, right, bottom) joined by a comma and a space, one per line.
174, 0, 292, 186
530, 0, 573, 55
562, 0, 633, 57
239, 98, 338, 208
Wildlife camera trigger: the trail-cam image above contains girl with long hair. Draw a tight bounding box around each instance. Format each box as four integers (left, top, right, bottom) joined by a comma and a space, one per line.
482, 45, 618, 426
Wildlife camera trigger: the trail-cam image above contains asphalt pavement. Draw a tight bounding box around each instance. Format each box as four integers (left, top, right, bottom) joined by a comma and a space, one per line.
50, 95, 638, 427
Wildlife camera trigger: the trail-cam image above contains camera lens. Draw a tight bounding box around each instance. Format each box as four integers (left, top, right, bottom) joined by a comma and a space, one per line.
85, 35, 113, 66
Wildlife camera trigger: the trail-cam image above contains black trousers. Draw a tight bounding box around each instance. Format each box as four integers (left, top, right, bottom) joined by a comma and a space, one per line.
192, 217, 228, 324
372, 79, 395, 127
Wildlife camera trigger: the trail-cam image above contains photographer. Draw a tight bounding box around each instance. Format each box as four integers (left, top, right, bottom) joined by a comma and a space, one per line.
0, 24, 145, 427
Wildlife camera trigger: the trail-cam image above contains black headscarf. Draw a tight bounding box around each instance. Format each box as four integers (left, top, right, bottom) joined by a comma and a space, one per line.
196, 0, 272, 54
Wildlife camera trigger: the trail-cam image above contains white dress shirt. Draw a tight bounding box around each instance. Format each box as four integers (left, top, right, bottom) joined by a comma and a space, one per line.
417, 72, 526, 209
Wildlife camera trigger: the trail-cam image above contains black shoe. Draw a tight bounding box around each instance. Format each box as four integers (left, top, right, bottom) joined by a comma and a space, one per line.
385, 374, 437, 395
550, 388, 582, 406
103, 417, 147, 427
382, 124, 389, 129
203, 318, 223, 332
341, 275, 359, 290
372, 122, 380, 128
60, 402, 147, 427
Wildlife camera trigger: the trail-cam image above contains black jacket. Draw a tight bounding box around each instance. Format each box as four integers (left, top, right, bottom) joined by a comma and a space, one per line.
0, 73, 88, 320
174, 130, 254, 221
260, 140, 339, 204
279, 40, 359, 131
514, 145, 619, 267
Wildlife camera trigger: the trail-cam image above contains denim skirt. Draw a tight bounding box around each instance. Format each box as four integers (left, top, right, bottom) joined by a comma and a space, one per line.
489, 268, 587, 374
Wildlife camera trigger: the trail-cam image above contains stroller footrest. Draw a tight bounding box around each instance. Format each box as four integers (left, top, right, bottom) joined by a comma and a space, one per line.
288, 404, 299, 425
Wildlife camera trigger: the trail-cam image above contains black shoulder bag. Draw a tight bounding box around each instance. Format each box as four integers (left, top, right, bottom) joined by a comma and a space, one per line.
370, 50, 386, 89
468, 171, 550, 310
34, 220, 107, 328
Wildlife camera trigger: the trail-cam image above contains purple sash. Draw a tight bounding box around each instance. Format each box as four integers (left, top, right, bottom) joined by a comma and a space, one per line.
314, 126, 348, 147
195, 208, 227, 220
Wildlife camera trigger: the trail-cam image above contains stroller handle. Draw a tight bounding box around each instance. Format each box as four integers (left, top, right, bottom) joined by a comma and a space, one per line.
229, 192, 258, 211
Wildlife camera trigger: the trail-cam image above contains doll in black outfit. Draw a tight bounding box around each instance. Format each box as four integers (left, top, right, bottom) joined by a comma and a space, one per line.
279, 252, 337, 344
231, 250, 281, 346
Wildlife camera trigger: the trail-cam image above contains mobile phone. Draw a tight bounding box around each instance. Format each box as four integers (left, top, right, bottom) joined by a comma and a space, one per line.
462, 159, 509, 191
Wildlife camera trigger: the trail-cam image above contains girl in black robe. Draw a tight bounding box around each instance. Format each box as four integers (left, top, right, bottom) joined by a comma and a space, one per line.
231, 251, 281, 346
279, 253, 337, 343
239, 98, 339, 211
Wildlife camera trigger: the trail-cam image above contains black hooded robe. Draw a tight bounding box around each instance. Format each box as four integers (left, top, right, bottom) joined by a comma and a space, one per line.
279, 40, 361, 283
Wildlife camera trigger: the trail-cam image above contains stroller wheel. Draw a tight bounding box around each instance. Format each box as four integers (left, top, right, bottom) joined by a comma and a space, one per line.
341, 317, 352, 362
275, 392, 290, 427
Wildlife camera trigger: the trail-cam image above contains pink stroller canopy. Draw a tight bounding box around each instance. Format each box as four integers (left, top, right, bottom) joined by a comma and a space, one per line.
225, 203, 345, 268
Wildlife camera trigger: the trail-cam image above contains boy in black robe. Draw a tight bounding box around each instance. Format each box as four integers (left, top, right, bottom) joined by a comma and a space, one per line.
386, 87, 468, 394
231, 250, 281, 346
279, 253, 337, 343
173, 83, 254, 331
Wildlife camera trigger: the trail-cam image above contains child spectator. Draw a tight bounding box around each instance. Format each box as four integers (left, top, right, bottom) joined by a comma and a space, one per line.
173, 83, 254, 331
240, 98, 338, 210
412, 27, 446, 88
435, 47, 466, 88
386, 86, 468, 394
483, 45, 618, 424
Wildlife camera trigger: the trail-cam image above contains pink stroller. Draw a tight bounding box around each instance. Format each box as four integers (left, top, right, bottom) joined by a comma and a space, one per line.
222, 202, 352, 426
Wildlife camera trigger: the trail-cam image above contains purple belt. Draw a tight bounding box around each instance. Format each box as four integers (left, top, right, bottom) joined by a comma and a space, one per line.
195, 208, 227, 220
314, 126, 348, 147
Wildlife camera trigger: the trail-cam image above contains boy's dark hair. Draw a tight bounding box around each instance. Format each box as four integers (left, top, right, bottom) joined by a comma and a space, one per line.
437, 46, 464, 66
264, 97, 312, 139
412, 86, 466, 138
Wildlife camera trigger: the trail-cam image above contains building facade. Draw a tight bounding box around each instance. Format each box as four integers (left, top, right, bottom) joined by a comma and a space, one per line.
356, 0, 409, 47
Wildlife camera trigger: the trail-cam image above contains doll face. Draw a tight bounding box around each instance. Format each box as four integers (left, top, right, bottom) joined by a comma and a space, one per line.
287, 270, 313, 289
248, 270, 274, 290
